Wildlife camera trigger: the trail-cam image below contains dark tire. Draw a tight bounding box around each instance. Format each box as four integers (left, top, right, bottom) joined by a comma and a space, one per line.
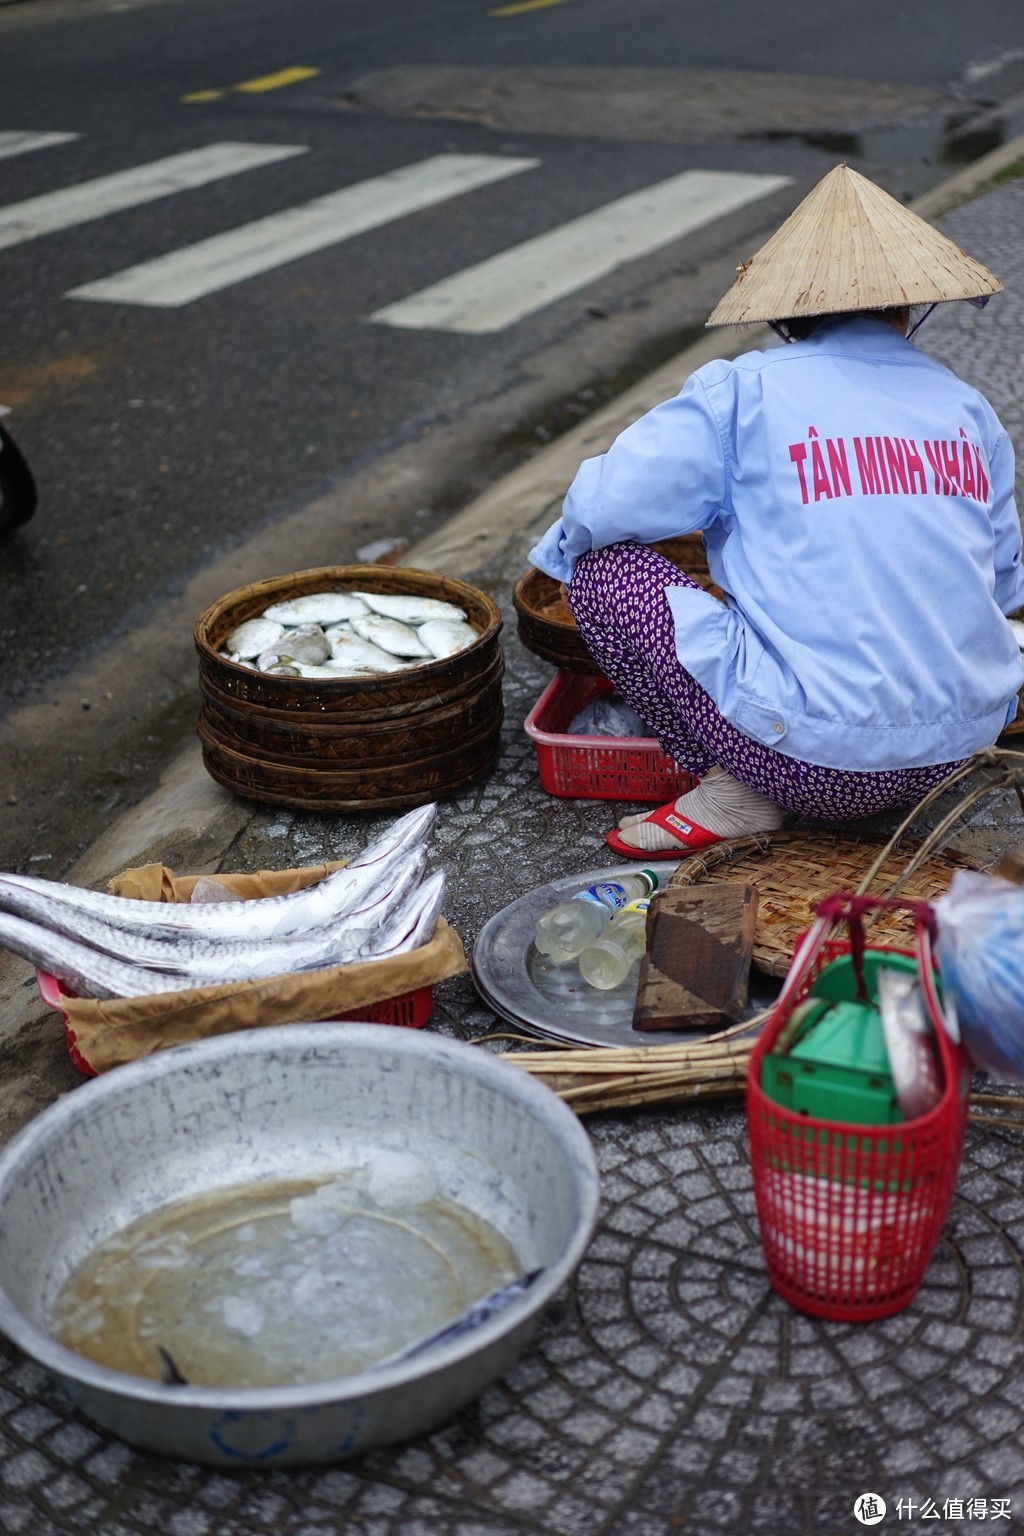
0, 419, 37, 536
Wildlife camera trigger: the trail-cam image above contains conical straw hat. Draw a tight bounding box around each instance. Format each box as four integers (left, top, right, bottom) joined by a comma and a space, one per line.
706, 163, 1002, 327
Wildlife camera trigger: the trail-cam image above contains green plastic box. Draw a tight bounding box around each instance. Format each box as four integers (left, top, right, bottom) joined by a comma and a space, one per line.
760, 952, 912, 1125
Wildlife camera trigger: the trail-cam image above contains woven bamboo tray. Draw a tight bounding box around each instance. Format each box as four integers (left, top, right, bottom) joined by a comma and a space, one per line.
666, 829, 983, 977
195, 565, 504, 811
514, 534, 724, 673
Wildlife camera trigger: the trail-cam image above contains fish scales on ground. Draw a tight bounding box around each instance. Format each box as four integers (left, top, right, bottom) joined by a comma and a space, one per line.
0, 809, 445, 998
0, 805, 437, 945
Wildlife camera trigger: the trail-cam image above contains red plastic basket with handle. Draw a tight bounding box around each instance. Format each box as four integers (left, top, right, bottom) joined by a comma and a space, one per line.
747, 892, 972, 1323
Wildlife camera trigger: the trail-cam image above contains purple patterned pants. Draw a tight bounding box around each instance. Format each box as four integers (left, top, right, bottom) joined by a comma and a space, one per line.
567, 542, 964, 819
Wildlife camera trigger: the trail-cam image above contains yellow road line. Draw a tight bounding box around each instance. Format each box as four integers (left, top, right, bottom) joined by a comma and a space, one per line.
490, 0, 569, 13
183, 67, 320, 103
233, 66, 321, 94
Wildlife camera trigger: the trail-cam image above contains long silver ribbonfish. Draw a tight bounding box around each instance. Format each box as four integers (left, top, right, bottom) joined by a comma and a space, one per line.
0, 910, 196, 998
0, 857, 444, 999
2, 843, 429, 982
364, 869, 447, 960
0, 804, 436, 944
0, 805, 446, 998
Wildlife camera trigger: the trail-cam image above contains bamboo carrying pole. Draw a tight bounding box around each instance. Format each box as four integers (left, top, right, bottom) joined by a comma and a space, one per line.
494, 749, 1024, 1120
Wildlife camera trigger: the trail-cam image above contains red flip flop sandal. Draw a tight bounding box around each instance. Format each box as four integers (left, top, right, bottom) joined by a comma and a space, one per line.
604, 801, 724, 860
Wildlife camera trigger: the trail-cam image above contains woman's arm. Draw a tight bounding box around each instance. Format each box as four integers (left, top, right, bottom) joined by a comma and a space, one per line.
527, 370, 729, 584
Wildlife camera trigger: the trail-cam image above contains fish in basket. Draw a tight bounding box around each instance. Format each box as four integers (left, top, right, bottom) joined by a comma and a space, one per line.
0, 806, 467, 1074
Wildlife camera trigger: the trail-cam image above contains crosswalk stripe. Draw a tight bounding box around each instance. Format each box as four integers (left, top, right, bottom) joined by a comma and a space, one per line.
0, 142, 307, 253
370, 168, 793, 334
67, 153, 540, 308
0, 130, 80, 162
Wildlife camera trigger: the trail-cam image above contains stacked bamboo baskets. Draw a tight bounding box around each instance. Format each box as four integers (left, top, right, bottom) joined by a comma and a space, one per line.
195, 565, 504, 812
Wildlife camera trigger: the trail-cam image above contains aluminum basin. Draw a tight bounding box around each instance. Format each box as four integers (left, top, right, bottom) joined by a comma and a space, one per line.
0, 1024, 600, 1467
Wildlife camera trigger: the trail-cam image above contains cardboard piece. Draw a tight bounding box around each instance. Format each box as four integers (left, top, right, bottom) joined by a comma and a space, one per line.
632, 881, 759, 1033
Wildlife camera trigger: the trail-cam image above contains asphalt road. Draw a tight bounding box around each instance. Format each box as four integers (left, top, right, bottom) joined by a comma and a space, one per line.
1, 0, 1024, 872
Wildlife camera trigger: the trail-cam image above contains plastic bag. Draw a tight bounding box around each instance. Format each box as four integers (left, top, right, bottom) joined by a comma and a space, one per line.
934, 867, 1024, 1081
569, 693, 649, 738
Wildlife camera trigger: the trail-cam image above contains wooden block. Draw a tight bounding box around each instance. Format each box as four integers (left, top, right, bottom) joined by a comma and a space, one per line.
632, 882, 759, 1033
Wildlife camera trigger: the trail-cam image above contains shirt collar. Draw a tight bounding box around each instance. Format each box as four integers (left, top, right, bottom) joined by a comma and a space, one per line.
799, 314, 913, 353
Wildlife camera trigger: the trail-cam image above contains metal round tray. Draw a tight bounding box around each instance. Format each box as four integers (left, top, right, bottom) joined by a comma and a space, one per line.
471, 864, 778, 1050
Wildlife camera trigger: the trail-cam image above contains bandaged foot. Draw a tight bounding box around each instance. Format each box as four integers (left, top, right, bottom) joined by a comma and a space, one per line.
614, 767, 784, 854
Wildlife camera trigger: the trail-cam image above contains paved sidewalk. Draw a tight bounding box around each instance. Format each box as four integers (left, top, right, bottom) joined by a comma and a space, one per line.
2, 165, 1024, 1535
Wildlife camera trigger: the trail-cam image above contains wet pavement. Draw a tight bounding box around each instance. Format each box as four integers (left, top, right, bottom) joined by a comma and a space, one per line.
2, 162, 1024, 1534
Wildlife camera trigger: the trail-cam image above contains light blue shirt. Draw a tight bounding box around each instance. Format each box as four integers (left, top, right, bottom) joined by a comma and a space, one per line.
529, 316, 1024, 771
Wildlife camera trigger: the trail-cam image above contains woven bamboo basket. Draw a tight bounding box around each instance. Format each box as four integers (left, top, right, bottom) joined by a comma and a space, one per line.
514, 534, 724, 673
195, 565, 504, 811
198, 649, 504, 767
667, 829, 982, 977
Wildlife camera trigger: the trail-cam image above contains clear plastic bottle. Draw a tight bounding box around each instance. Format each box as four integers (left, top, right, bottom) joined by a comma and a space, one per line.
533, 871, 658, 964
578, 899, 651, 990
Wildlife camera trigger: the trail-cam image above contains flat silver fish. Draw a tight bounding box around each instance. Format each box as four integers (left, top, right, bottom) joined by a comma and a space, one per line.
325, 631, 410, 673
262, 592, 369, 625
351, 614, 431, 659
281, 661, 376, 680
222, 617, 286, 660
418, 618, 479, 659
257, 623, 331, 671
353, 592, 468, 624
0, 805, 437, 945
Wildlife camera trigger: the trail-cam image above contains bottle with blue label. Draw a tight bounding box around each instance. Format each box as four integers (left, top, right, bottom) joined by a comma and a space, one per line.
533, 870, 658, 964
578, 899, 651, 991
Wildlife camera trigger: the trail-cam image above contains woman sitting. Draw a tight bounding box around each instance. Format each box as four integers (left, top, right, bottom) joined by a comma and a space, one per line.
528, 163, 1024, 857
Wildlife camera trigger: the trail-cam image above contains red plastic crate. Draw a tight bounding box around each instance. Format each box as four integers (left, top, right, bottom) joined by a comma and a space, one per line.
524, 670, 696, 802
36, 970, 433, 1078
